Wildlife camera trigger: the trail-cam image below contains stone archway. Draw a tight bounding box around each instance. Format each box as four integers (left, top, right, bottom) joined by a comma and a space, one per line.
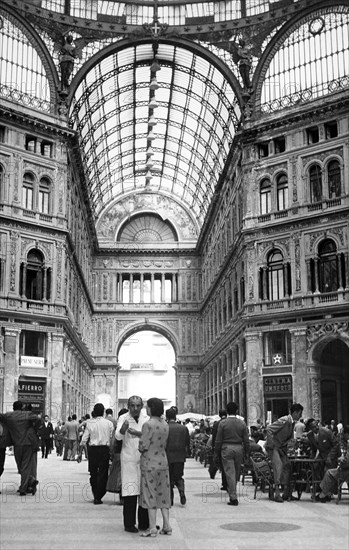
117, 329, 176, 410
311, 336, 349, 424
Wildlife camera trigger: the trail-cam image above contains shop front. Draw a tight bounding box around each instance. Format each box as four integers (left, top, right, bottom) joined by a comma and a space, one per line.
18, 377, 46, 414
264, 374, 293, 423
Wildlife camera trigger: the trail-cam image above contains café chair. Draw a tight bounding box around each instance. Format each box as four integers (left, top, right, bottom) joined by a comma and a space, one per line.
336, 476, 349, 504
250, 452, 274, 500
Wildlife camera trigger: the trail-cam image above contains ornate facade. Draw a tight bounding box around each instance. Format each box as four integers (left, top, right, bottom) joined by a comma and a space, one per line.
0, 0, 348, 425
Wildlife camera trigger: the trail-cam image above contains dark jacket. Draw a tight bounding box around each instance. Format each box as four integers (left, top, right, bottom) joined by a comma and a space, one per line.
0, 421, 13, 448
166, 421, 190, 463
306, 427, 340, 467
0, 411, 39, 446
38, 421, 54, 440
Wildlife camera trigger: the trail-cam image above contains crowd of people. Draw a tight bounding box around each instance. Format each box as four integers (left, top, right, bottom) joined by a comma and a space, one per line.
0, 397, 348, 536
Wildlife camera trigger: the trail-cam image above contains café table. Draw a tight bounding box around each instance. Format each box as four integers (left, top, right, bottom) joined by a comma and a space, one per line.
289, 456, 325, 502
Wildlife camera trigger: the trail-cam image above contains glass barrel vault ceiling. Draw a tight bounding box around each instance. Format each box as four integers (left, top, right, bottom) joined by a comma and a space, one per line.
70, 43, 240, 227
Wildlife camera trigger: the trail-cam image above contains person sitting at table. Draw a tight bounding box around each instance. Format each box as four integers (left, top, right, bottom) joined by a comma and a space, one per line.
315, 425, 349, 502
304, 418, 340, 469
266, 403, 304, 502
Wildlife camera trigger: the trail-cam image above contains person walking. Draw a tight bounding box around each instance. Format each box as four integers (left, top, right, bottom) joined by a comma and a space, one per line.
214, 402, 250, 506
65, 414, 79, 461
53, 421, 64, 457
0, 401, 39, 495
38, 415, 54, 459
80, 403, 114, 505
106, 408, 128, 503
165, 407, 190, 506
266, 402, 304, 502
115, 395, 149, 533
0, 419, 12, 493
139, 397, 171, 537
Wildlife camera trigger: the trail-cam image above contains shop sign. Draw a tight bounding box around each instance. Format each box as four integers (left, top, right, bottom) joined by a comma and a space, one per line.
20, 356, 45, 367
264, 375, 292, 395
18, 380, 45, 413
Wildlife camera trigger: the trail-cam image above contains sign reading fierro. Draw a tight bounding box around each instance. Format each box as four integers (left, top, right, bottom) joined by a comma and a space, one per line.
264, 375, 292, 395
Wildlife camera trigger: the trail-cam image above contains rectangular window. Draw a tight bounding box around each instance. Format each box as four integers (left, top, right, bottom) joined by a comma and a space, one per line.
260, 189, 271, 214
277, 186, 287, 211
258, 142, 269, 158
306, 126, 319, 144
325, 120, 338, 139
274, 136, 286, 154
25, 136, 37, 152
0, 126, 6, 143
22, 186, 33, 210
19, 330, 46, 357
38, 189, 49, 213
263, 331, 292, 365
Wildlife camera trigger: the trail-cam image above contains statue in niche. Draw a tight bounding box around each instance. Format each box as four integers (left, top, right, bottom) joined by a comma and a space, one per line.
56, 34, 87, 92
59, 35, 76, 91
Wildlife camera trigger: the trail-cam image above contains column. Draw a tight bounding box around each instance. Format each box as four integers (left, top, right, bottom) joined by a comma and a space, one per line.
21, 263, 27, 297
314, 258, 320, 292
172, 273, 177, 302
118, 274, 122, 302
3, 327, 20, 410
140, 273, 144, 303
150, 273, 155, 303
129, 274, 134, 303
161, 273, 166, 302
244, 330, 263, 425
43, 267, 48, 301
308, 366, 321, 420
262, 266, 268, 300
290, 327, 309, 416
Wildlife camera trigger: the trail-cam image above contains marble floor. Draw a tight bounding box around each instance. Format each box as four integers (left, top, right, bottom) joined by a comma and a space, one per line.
0, 453, 348, 550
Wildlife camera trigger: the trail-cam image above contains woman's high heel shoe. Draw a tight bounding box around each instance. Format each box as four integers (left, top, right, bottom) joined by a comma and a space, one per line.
160, 527, 172, 535
140, 528, 158, 537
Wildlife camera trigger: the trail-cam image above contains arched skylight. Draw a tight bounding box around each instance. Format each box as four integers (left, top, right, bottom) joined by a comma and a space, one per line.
70, 42, 240, 226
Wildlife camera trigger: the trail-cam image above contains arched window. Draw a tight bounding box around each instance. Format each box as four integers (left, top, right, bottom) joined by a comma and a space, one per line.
309, 164, 322, 203
276, 174, 288, 211
260, 178, 271, 214
19, 249, 51, 301
39, 177, 51, 214
327, 160, 341, 199
22, 172, 35, 210
267, 250, 284, 300
259, 249, 292, 301
318, 239, 338, 293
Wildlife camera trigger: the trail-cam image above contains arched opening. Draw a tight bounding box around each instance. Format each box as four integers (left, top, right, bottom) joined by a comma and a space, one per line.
118, 330, 176, 410
318, 339, 349, 424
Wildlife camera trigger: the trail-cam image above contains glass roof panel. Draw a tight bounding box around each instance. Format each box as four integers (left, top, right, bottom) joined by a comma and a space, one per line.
70, 42, 239, 224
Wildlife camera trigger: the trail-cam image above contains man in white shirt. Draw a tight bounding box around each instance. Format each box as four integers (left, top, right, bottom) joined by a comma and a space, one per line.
115, 395, 149, 533
80, 403, 113, 505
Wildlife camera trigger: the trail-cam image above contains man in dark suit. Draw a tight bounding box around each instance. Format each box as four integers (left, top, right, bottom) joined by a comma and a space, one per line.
165, 407, 190, 505
305, 418, 340, 469
0, 420, 12, 493
38, 415, 54, 458
0, 400, 39, 495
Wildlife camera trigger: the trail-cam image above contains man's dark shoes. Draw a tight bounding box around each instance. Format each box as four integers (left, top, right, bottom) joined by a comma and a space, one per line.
180, 494, 186, 505
125, 526, 138, 533
314, 494, 327, 503
274, 495, 284, 503
93, 499, 103, 505
30, 480, 39, 496
227, 499, 238, 506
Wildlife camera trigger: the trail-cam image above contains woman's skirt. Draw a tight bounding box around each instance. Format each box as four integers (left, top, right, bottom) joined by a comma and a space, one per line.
140, 469, 171, 509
